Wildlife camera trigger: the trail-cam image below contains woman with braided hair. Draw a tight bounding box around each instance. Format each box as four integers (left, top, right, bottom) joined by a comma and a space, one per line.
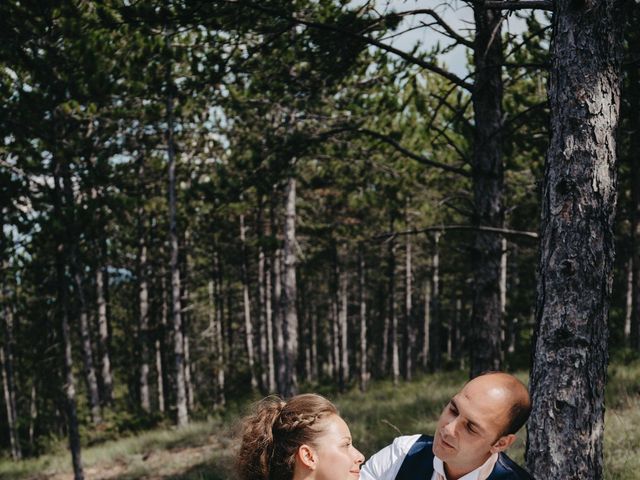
236, 393, 365, 480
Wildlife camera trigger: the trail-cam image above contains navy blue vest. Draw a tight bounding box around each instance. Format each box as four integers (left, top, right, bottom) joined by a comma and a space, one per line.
395, 435, 534, 480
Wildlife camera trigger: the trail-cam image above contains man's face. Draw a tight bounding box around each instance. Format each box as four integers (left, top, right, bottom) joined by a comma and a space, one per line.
432, 376, 514, 477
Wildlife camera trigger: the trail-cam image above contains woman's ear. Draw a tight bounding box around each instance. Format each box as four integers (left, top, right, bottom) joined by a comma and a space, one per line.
297, 444, 318, 470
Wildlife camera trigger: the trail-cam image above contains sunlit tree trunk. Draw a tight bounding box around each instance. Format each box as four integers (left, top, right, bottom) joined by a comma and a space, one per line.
526, 1, 623, 476
338, 261, 349, 391
389, 234, 400, 386
156, 274, 167, 413
137, 197, 151, 413
95, 262, 113, 406
420, 280, 431, 370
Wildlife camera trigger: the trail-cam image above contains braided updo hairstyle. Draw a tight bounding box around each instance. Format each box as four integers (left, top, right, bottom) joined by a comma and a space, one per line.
236, 393, 339, 480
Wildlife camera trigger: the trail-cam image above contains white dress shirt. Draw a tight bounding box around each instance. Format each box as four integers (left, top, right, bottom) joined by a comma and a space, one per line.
360, 434, 498, 480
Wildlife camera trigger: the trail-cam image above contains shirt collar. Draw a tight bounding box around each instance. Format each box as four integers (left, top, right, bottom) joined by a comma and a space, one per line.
433, 453, 499, 480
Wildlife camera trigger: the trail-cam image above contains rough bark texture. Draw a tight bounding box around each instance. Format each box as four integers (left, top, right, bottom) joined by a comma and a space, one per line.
282, 177, 299, 397
469, 6, 505, 378
525, 1, 623, 478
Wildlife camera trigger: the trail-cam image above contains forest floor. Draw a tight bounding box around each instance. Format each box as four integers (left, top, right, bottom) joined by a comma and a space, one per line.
1, 361, 639, 480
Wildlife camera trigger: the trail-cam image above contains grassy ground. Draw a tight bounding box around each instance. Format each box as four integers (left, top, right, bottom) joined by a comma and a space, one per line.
1, 362, 639, 479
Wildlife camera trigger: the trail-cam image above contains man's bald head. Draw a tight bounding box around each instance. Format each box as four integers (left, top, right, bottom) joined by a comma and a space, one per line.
468, 371, 531, 437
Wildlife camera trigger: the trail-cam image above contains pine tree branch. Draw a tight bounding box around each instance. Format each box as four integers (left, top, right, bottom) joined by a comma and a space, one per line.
484, 1, 555, 11
373, 225, 539, 241
392, 9, 474, 48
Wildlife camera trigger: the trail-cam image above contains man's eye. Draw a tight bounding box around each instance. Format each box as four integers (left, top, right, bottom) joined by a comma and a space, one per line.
466, 424, 476, 434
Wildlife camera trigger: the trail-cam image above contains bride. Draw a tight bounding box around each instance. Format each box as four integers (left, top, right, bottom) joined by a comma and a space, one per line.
236, 393, 365, 480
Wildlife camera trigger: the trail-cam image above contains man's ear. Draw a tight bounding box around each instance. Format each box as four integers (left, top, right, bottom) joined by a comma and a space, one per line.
490, 434, 516, 454
297, 444, 318, 470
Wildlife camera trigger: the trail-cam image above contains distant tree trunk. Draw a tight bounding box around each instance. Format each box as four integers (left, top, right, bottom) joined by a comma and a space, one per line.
499, 237, 508, 363
526, 2, 623, 477
338, 261, 349, 390
624, 258, 632, 343
630, 23, 640, 353
61, 164, 101, 425
405, 233, 414, 381
265, 252, 276, 393
310, 303, 319, 382
273, 248, 286, 394
453, 296, 462, 363
1, 269, 21, 460
239, 213, 258, 390
421, 280, 431, 370
137, 207, 151, 413
359, 249, 368, 392
257, 197, 275, 392
282, 177, 299, 397
166, 66, 188, 427
29, 383, 37, 449
211, 255, 226, 408
52, 158, 84, 480
469, 5, 505, 378
183, 229, 194, 412
95, 263, 113, 406
430, 232, 442, 371
331, 285, 340, 381
389, 233, 400, 386
156, 275, 167, 413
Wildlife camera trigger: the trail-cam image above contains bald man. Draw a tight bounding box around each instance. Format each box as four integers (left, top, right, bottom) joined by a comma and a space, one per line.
360, 372, 534, 480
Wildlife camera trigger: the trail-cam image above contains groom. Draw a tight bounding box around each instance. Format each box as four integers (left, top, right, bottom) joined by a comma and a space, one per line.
360, 372, 534, 480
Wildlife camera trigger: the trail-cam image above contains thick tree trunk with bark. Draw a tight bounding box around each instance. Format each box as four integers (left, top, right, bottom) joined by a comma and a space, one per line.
470, 4, 503, 377
469, 6, 505, 378
525, 2, 623, 478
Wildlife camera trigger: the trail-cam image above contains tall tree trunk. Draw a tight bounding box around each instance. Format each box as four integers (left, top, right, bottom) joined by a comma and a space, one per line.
1, 269, 21, 460
61, 163, 101, 425
359, 250, 368, 392
240, 213, 258, 390
310, 302, 319, 383
389, 233, 400, 386
282, 177, 299, 397
625, 258, 632, 342
499, 237, 508, 363
212, 255, 226, 408
421, 280, 431, 370
630, 18, 640, 352
265, 252, 276, 393
138, 207, 151, 413
405, 233, 414, 381
156, 274, 167, 413
183, 229, 194, 411
338, 261, 349, 391
273, 248, 286, 394
430, 232, 442, 371
29, 383, 37, 450
52, 159, 84, 480
469, 6, 505, 378
526, 2, 623, 477
95, 263, 113, 405
166, 63, 188, 427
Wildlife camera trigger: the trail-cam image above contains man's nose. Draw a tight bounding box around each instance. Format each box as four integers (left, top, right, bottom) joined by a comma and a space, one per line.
443, 417, 459, 437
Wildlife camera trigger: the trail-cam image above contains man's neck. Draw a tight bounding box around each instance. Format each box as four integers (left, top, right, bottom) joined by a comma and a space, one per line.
443, 454, 492, 480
